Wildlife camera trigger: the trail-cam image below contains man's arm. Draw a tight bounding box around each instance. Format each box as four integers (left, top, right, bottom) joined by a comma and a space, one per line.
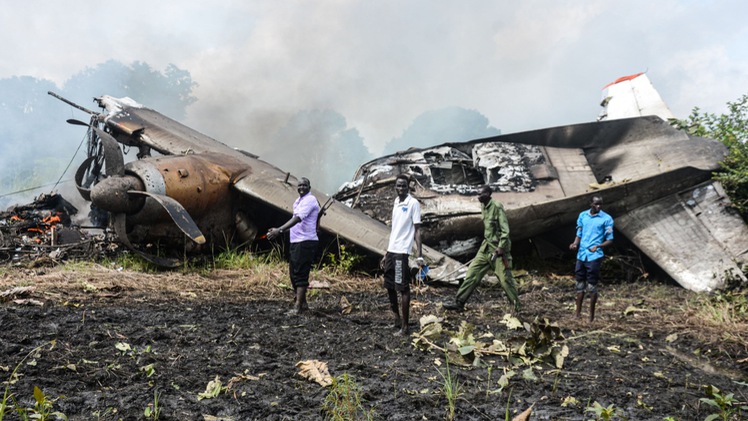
589, 215, 614, 252
267, 215, 301, 240
569, 212, 584, 250
494, 203, 511, 255
413, 223, 423, 265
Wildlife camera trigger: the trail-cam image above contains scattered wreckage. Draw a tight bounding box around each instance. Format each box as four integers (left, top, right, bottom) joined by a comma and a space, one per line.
16, 74, 748, 293
0, 192, 101, 265
335, 74, 748, 292
46, 92, 464, 282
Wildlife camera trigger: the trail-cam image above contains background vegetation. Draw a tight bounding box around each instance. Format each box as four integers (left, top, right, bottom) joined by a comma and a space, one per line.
672, 94, 748, 219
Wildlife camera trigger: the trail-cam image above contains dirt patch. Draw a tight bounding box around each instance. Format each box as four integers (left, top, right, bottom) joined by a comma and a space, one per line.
1, 264, 747, 420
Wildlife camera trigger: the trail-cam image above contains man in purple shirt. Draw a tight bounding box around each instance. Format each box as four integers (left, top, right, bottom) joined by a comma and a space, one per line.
267, 177, 320, 314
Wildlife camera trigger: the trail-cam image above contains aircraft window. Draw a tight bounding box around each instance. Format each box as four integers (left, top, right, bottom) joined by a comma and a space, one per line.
430, 164, 484, 186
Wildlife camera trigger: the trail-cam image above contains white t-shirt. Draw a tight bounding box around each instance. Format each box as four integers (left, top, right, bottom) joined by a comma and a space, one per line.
387, 194, 421, 254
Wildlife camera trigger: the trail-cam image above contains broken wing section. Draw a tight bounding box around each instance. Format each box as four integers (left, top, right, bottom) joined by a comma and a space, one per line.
232, 175, 466, 284
616, 180, 748, 292
97, 96, 239, 156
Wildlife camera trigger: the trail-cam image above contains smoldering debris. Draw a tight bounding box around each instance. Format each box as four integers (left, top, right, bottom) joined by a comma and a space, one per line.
0, 192, 110, 265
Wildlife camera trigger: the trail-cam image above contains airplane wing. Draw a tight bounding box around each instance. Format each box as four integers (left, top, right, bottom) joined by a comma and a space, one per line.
232, 175, 466, 283
97, 96, 239, 156
615, 182, 748, 292
96, 95, 465, 282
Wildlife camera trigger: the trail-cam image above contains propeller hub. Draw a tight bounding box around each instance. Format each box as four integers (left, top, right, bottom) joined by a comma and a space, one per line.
90, 175, 145, 214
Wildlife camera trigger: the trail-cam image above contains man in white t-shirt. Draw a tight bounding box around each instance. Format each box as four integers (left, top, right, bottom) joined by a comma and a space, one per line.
381, 174, 424, 336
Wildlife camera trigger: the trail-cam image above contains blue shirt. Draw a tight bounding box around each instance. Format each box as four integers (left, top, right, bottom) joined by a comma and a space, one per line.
576, 209, 614, 262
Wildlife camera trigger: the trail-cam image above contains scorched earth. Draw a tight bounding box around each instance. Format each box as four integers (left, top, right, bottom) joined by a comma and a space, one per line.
0, 261, 746, 420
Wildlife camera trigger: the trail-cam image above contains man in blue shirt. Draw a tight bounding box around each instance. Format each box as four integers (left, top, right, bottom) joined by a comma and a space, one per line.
569, 195, 613, 322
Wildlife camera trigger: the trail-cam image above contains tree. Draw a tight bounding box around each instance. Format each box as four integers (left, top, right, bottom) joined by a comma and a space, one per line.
264, 109, 372, 194
0, 61, 197, 203
62, 60, 197, 119
382, 107, 500, 155
671, 95, 748, 219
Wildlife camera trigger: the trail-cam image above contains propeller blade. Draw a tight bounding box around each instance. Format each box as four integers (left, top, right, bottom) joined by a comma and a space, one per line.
74, 156, 96, 201
66, 118, 90, 126
112, 213, 181, 268
127, 191, 206, 244
91, 126, 125, 177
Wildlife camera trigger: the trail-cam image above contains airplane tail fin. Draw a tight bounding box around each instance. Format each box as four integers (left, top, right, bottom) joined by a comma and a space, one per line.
598, 73, 675, 122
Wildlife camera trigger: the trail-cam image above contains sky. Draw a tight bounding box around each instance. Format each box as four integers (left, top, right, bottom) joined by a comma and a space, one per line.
2, 0, 747, 156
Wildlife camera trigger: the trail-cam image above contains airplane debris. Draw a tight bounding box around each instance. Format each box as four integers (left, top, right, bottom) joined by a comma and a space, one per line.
48, 92, 464, 282
0, 192, 103, 265
335, 74, 748, 292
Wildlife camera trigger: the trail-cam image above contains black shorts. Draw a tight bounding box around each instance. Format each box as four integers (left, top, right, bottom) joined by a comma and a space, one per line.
383, 252, 411, 292
289, 240, 318, 288
575, 257, 602, 293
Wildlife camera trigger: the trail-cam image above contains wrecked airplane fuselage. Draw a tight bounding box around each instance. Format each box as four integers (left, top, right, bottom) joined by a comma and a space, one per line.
335, 116, 748, 292
50, 93, 465, 281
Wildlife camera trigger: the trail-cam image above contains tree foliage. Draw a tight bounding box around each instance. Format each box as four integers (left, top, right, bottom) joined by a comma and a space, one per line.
0, 61, 196, 204
264, 109, 372, 194
671, 95, 748, 219
383, 106, 500, 155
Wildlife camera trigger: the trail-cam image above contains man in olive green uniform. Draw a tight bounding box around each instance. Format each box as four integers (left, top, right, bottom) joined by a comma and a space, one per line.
443, 185, 520, 312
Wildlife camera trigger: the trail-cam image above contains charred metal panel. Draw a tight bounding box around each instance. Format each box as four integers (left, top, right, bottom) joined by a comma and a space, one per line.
616, 180, 748, 292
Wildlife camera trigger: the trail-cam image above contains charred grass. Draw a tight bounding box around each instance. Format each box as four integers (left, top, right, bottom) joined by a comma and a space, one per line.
0, 258, 747, 420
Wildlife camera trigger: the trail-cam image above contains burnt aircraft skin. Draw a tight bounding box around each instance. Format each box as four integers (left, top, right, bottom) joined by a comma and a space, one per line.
52, 93, 464, 281
336, 116, 726, 248
335, 115, 748, 292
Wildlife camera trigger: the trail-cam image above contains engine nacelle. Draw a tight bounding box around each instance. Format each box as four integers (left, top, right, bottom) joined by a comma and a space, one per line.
122, 153, 248, 245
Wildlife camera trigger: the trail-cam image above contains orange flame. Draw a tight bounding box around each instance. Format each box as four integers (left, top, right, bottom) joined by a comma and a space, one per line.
43, 215, 62, 224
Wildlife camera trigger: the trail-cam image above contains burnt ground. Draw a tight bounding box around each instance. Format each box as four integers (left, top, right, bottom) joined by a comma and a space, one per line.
1, 262, 747, 421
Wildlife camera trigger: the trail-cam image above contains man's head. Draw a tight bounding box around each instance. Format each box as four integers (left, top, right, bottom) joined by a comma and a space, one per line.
395, 174, 410, 200
297, 177, 311, 197
589, 195, 603, 215
478, 185, 493, 204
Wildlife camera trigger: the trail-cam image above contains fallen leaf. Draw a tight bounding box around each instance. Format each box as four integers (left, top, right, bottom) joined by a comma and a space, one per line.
512, 405, 533, 421
419, 314, 442, 327
309, 280, 330, 289
501, 314, 523, 330
665, 333, 678, 343
295, 360, 332, 387
623, 305, 649, 316
521, 368, 537, 381
202, 415, 235, 421
1, 286, 35, 298
12, 299, 44, 306
339, 295, 352, 314
561, 396, 579, 407
197, 376, 223, 400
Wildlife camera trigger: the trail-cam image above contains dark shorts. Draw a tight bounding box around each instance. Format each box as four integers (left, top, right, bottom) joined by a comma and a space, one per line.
289, 240, 318, 288
575, 257, 602, 293
383, 252, 411, 292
